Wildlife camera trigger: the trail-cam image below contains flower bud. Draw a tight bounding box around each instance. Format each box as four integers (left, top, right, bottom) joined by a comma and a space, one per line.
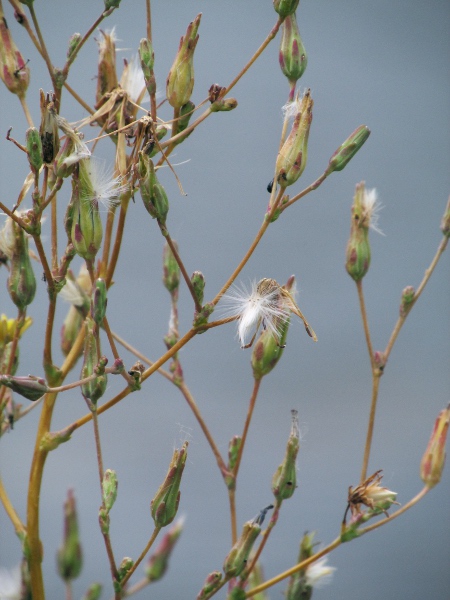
26, 128, 43, 173
228, 435, 241, 471
272, 410, 299, 499
166, 14, 201, 109
0, 374, 48, 401
91, 278, 107, 326
0, 7, 30, 98
420, 405, 450, 488
67, 33, 82, 60
70, 161, 103, 261
163, 241, 180, 293
196, 572, 222, 600
145, 518, 184, 581
273, 0, 299, 17
6, 218, 36, 310
138, 153, 169, 223
276, 90, 313, 187
80, 318, 107, 404
104, 0, 122, 12
139, 38, 156, 97
210, 97, 238, 112
151, 442, 188, 527
81, 583, 102, 600
40, 424, 76, 451
54, 117, 90, 179
39, 90, 60, 164
440, 196, 450, 238
95, 28, 118, 106
279, 13, 307, 86
190, 271, 205, 305
57, 489, 83, 582
117, 557, 134, 582
345, 182, 372, 282
223, 516, 261, 578
399, 285, 415, 317
325, 125, 371, 176
192, 302, 214, 329
251, 315, 289, 380
102, 469, 118, 513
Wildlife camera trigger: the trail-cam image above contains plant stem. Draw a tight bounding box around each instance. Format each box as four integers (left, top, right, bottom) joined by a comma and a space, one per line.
280, 172, 328, 213
19, 95, 34, 127
360, 375, 381, 482
0, 477, 26, 536
28, 4, 55, 92
120, 526, 161, 588
356, 280, 374, 367
243, 500, 281, 581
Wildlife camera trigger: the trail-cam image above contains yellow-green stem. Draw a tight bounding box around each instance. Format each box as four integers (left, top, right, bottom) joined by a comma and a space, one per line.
120, 526, 161, 588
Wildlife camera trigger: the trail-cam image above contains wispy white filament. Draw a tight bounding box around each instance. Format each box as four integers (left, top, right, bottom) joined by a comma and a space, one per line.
305, 557, 336, 588
80, 157, 129, 210
362, 188, 384, 235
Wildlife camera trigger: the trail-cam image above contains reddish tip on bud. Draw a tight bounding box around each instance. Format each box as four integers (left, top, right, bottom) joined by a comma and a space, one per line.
166, 14, 201, 109
399, 285, 415, 317
325, 125, 371, 176
0, 7, 30, 98
57, 489, 83, 582
196, 571, 223, 600
345, 182, 372, 282
0, 374, 48, 401
420, 405, 450, 488
279, 13, 307, 86
151, 442, 188, 527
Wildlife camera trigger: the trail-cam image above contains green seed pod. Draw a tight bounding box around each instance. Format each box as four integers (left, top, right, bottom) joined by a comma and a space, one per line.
102, 469, 118, 513
196, 572, 223, 600
279, 13, 307, 84
190, 271, 205, 305
26, 128, 43, 172
91, 278, 107, 326
345, 182, 374, 282
273, 0, 299, 17
81, 583, 102, 600
139, 38, 156, 97
80, 318, 107, 404
271, 410, 300, 500
39, 90, 60, 164
0, 374, 48, 402
325, 125, 371, 176
163, 241, 180, 293
223, 518, 261, 578
151, 442, 188, 527
67, 33, 82, 60
7, 220, 36, 310
57, 489, 83, 582
138, 153, 169, 223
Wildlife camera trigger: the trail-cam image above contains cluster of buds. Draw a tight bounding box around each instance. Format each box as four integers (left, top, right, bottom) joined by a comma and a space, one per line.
166, 14, 201, 109
151, 442, 188, 527
0, 3, 29, 99
272, 410, 300, 500
57, 489, 83, 582
275, 90, 313, 188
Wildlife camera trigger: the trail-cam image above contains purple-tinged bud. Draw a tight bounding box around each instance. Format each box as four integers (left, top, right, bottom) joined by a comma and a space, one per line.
0, 374, 48, 401
440, 196, 450, 238
276, 90, 313, 188
151, 442, 188, 527
228, 435, 241, 472
251, 315, 289, 380
163, 241, 180, 293
39, 90, 60, 164
80, 318, 107, 404
190, 271, 205, 305
223, 517, 262, 578
91, 278, 107, 326
196, 571, 222, 600
279, 13, 307, 86
272, 410, 299, 499
26, 128, 43, 172
192, 302, 214, 329
139, 38, 156, 97
420, 405, 450, 488
6, 218, 36, 310
325, 126, 370, 176
145, 518, 184, 581
0, 6, 29, 98
273, 0, 299, 17
81, 583, 102, 600
345, 182, 372, 282
399, 285, 415, 317
57, 489, 83, 582
95, 29, 118, 106
138, 153, 169, 223
40, 424, 76, 451
373, 351, 386, 376
166, 14, 201, 109
67, 33, 82, 60
210, 97, 238, 113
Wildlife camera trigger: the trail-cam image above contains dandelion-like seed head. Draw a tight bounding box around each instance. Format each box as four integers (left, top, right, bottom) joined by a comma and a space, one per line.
120, 55, 146, 103
361, 188, 383, 234
96, 27, 118, 53
79, 157, 128, 211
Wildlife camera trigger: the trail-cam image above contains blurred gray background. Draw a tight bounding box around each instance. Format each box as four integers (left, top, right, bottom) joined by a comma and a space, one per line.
0, 1, 449, 599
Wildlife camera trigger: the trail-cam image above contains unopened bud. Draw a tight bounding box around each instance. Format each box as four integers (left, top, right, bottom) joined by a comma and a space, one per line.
117, 557, 133, 582
251, 319, 289, 380
91, 278, 107, 326
210, 97, 238, 112
139, 153, 169, 223
0, 8, 30, 98
0, 374, 48, 401
276, 90, 313, 188
151, 442, 188, 527
67, 33, 82, 60
223, 516, 262, 578
190, 271, 205, 305
163, 242, 180, 293
279, 13, 307, 85
70, 161, 103, 261
325, 126, 370, 176
420, 405, 450, 488
399, 286, 415, 317
7, 219, 36, 310
39, 90, 60, 164
273, 0, 299, 17
440, 196, 450, 238
272, 410, 299, 499
104, 0, 122, 12
26, 128, 43, 172
57, 489, 83, 582
196, 571, 222, 600
80, 318, 107, 404
192, 303, 214, 329
166, 14, 201, 109
228, 435, 241, 471
145, 518, 184, 581
139, 38, 156, 97
102, 469, 118, 512
95, 29, 118, 106
81, 583, 102, 600
345, 182, 372, 282
40, 424, 76, 451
